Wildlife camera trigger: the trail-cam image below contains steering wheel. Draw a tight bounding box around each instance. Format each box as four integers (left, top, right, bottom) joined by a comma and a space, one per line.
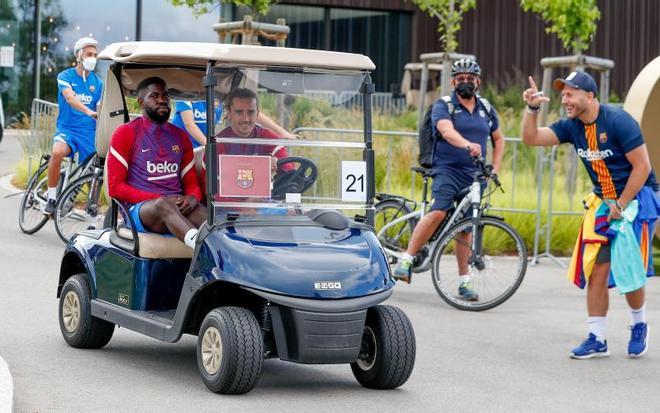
272, 157, 318, 200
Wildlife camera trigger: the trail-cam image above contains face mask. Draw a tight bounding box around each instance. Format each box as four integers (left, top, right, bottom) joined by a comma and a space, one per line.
82, 57, 97, 72
456, 82, 477, 99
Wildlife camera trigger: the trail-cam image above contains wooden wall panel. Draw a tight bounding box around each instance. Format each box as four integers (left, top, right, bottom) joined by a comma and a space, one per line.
279, 0, 659, 96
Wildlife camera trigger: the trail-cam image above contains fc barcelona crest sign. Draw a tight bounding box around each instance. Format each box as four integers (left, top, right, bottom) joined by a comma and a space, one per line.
218, 154, 271, 198
236, 168, 254, 189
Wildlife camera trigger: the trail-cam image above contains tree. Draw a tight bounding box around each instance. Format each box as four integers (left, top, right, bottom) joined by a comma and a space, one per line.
170, 0, 275, 17
410, 0, 476, 53
520, 0, 600, 54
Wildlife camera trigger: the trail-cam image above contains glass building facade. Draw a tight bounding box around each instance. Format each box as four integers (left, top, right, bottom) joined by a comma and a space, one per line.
234, 4, 411, 93
0, 0, 222, 118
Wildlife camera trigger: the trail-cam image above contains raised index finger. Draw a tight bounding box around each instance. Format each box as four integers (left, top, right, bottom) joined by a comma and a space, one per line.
528, 76, 539, 91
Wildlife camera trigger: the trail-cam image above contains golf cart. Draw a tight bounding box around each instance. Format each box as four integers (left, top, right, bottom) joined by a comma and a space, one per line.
57, 41, 415, 394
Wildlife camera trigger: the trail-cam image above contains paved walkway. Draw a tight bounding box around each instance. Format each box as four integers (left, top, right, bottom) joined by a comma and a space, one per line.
0, 130, 20, 413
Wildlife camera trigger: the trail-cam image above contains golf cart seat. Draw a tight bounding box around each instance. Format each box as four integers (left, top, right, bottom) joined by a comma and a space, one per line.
96, 67, 205, 260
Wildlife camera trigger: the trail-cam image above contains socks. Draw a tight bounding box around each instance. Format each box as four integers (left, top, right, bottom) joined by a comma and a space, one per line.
401, 253, 414, 263
588, 316, 607, 343
631, 304, 646, 325
47, 187, 57, 200
459, 274, 471, 284
184, 228, 199, 249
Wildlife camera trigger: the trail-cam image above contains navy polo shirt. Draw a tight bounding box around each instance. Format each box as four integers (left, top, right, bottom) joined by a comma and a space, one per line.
550, 104, 657, 198
431, 92, 499, 172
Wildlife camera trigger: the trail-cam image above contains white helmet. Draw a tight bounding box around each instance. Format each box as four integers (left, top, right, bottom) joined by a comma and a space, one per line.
73, 37, 98, 58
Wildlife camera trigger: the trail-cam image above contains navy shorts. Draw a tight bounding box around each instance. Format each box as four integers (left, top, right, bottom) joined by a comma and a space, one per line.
430, 170, 473, 212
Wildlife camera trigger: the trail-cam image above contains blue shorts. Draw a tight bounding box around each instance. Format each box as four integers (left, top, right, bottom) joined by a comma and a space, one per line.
128, 202, 148, 233
127, 201, 175, 236
53, 128, 96, 162
430, 170, 473, 211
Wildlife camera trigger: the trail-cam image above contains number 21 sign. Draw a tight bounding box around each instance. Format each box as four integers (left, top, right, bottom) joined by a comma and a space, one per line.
341, 161, 367, 202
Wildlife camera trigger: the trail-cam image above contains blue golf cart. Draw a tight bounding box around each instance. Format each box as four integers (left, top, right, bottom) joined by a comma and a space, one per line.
57, 41, 415, 394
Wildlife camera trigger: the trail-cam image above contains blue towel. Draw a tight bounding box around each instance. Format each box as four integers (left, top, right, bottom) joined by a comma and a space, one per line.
608, 200, 647, 294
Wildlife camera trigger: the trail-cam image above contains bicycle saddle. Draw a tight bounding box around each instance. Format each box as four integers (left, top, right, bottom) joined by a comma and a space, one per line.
411, 166, 434, 177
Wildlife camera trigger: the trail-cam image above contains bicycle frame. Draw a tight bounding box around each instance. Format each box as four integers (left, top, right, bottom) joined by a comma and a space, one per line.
378, 179, 482, 261
28, 153, 97, 208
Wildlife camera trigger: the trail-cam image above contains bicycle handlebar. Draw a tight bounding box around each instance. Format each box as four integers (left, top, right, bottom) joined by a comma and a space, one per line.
471, 156, 504, 192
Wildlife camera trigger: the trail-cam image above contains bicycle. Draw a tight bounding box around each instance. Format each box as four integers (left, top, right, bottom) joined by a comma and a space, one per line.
18, 153, 98, 237
53, 155, 108, 243
374, 157, 527, 311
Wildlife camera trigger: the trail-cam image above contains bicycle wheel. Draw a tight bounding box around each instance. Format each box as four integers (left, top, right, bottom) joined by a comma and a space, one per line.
374, 199, 416, 264
18, 162, 50, 234
430, 217, 527, 311
54, 173, 108, 243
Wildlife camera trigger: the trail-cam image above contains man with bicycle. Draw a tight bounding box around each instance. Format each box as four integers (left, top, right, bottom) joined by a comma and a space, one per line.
393, 58, 505, 302
522, 71, 659, 359
43, 37, 103, 216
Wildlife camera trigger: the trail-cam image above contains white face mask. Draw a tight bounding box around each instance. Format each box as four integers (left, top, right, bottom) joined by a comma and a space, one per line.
82, 57, 97, 72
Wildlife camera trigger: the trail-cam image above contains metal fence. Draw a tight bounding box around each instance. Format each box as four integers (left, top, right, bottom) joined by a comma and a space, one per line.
27, 98, 59, 173
292, 127, 591, 266
27, 99, 587, 265
302, 91, 406, 114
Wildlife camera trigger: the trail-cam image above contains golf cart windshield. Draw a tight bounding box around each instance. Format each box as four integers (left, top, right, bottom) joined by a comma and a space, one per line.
206, 66, 372, 219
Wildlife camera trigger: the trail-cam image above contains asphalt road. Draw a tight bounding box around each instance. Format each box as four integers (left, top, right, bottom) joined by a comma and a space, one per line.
0, 131, 659, 412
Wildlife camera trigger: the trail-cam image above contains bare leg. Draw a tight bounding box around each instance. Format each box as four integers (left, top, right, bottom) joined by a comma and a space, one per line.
456, 231, 472, 275
47, 142, 71, 189
405, 210, 446, 256
185, 203, 208, 228
625, 286, 645, 310
138, 196, 204, 242
587, 262, 610, 316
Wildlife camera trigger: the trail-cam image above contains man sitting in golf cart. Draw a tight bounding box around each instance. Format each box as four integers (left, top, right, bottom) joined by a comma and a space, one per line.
200, 87, 295, 197
106, 76, 206, 249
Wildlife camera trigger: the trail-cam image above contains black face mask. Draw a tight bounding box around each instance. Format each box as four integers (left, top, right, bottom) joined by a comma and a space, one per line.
456, 82, 477, 99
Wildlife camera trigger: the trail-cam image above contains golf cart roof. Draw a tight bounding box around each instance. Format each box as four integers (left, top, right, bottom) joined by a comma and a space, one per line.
98, 41, 376, 71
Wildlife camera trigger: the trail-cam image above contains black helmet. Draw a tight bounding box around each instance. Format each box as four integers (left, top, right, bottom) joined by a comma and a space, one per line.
450, 58, 481, 77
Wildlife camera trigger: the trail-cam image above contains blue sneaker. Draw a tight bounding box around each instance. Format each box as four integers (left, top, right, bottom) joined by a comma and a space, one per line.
628, 322, 649, 358
569, 333, 609, 359
392, 260, 412, 283
458, 282, 479, 301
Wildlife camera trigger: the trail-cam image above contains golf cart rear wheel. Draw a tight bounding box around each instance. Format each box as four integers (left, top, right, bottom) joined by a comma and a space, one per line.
58, 273, 114, 348
197, 307, 264, 394
351, 305, 416, 389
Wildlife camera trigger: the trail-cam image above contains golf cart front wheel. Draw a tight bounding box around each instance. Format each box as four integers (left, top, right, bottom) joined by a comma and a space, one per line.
58, 273, 114, 348
351, 305, 416, 389
196, 306, 264, 394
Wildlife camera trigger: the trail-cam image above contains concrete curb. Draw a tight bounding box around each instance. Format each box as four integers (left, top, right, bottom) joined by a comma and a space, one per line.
0, 173, 22, 196
0, 356, 13, 413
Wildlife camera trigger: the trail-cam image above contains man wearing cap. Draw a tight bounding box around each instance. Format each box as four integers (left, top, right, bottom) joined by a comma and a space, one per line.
522, 71, 659, 359
43, 37, 103, 216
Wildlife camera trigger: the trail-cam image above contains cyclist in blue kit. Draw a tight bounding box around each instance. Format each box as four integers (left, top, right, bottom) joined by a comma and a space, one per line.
392, 59, 506, 299
43, 37, 103, 215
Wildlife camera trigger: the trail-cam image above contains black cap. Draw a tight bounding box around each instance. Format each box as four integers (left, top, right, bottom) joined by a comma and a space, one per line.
553, 71, 598, 95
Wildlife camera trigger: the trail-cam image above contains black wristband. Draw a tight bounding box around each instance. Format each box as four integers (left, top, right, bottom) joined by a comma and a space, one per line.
527, 103, 540, 111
